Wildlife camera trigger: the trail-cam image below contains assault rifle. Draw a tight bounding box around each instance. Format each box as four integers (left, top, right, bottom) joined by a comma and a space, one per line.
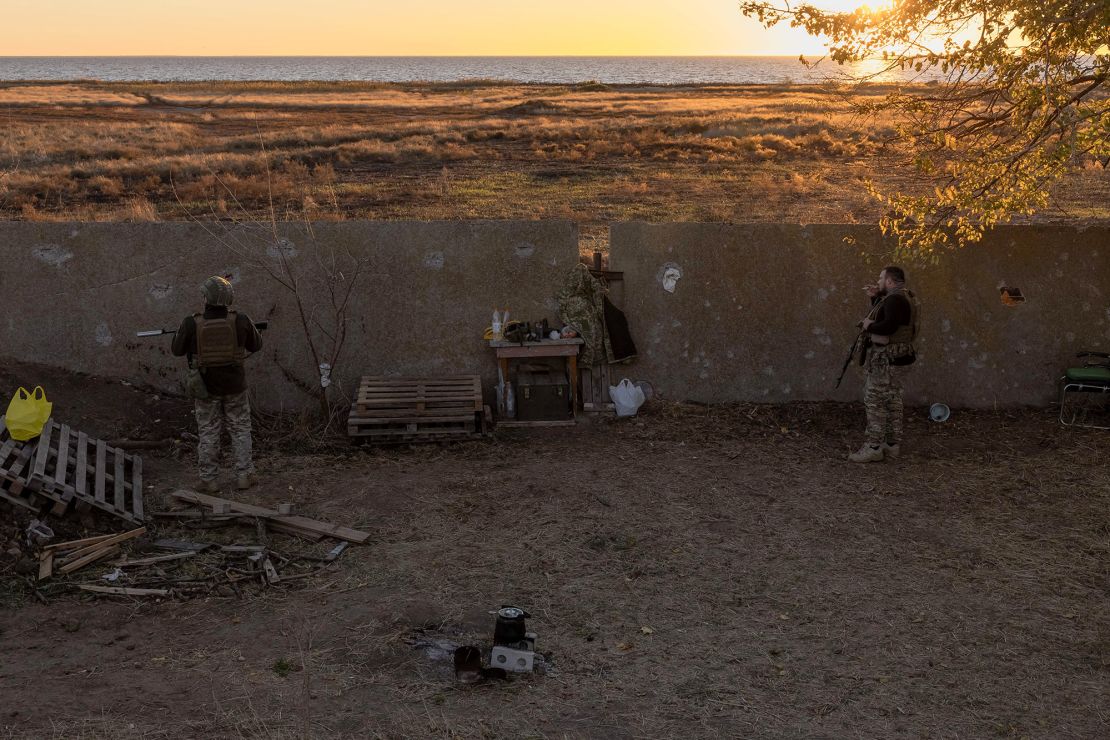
834, 329, 867, 389
136, 321, 268, 338
835, 293, 886, 388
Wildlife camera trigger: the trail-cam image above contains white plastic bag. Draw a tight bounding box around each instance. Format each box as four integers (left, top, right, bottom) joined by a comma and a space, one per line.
610, 378, 646, 417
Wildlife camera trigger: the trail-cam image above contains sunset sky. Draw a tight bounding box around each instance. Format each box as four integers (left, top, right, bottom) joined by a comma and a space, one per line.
3, 0, 851, 56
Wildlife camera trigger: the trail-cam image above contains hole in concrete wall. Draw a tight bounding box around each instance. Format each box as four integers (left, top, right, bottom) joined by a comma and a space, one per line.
999, 286, 1026, 306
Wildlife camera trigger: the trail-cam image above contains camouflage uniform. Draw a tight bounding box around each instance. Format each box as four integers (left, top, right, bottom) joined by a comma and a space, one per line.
863, 346, 906, 447
171, 276, 263, 489
194, 391, 254, 482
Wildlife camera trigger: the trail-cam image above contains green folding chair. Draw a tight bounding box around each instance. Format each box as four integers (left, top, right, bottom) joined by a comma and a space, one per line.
1059, 351, 1110, 429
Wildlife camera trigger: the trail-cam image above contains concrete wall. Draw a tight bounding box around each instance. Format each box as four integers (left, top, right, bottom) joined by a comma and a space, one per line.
610, 223, 1110, 407
0, 221, 578, 410
2, 220, 1105, 410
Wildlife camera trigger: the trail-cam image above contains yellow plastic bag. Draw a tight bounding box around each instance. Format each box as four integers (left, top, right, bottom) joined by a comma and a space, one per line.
4, 386, 53, 441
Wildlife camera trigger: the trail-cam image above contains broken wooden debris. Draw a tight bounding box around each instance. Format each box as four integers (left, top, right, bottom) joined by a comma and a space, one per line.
171, 490, 371, 544
57, 544, 121, 575
39, 526, 146, 580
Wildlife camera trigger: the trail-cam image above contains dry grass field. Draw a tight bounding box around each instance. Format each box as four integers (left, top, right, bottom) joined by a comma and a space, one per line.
2, 80, 1108, 244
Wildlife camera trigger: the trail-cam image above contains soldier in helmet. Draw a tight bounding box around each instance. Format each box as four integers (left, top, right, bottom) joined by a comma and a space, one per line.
172, 276, 263, 492
849, 265, 921, 463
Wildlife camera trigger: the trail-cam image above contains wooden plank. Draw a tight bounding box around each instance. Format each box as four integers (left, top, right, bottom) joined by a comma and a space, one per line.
113, 447, 126, 513
79, 585, 168, 597
494, 345, 580, 359
347, 415, 479, 426
94, 440, 107, 504
115, 551, 196, 567
359, 376, 479, 385
350, 408, 477, 420
54, 424, 71, 487
348, 427, 477, 438
44, 532, 116, 552
269, 521, 325, 541
74, 431, 89, 499
38, 550, 54, 581
131, 454, 144, 521
171, 490, 371, 544
355, 393, 476, 403
488, 339, 583, 348
0, 438, 17, 468
58, 544, 121, 575
7, 442, 38, 495
31, 419, 54, 480
495, 419, 578, 428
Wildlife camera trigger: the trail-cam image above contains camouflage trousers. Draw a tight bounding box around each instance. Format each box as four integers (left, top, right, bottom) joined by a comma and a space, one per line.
194, 392, 254, 482
863, 347, 907, 446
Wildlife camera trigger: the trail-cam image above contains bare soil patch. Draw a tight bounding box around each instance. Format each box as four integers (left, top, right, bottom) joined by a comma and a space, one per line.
0, 364, 1107, 738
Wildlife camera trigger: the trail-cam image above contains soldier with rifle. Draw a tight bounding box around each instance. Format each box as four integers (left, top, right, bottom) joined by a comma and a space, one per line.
845, 266, 920, 463
170, 276, 264, 492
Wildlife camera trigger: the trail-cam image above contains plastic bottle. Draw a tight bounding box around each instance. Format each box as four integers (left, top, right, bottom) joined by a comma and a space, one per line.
492, 309, 503, 341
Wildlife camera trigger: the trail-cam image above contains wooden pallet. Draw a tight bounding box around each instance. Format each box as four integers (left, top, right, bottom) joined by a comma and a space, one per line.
348, 375, 485, 442
580, 364, 616, 413
0, 417, 144, 523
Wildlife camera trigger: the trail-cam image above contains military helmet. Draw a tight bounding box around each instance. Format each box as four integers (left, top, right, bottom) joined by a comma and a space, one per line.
201, 275, 235, 307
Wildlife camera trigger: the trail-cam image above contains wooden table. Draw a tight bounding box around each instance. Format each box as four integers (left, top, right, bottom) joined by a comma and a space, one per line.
490, 338, 584, 427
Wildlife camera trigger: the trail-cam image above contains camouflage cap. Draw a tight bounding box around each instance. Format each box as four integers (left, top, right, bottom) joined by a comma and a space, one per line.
201, 275, 235, 307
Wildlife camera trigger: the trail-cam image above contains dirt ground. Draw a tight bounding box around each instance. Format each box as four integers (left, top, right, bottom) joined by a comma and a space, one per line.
0, 362, 1107, 739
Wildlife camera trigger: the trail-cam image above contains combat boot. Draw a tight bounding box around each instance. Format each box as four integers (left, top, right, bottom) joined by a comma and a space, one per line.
848, 444, 884, 463
882, 442, 901, 459
196, 479, 220, 493
236, 473, 257, 491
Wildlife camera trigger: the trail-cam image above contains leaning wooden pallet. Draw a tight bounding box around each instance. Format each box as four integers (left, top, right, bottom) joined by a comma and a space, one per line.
347, 375, 486, 442
0, 417, 145, 523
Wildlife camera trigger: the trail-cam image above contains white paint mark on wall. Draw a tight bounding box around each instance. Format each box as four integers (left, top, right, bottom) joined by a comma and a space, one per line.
659, 262, 683, 293
514, 242, 536, 258
423, 251, 445, 270
149, 283, 173, 300
32, 244, 74, 267
942, 319, 951, 333
267, 238, 298, 260
95, 323, 113, 347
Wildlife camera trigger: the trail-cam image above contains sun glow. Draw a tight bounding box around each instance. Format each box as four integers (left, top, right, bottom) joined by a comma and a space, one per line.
6, 0, 850, 57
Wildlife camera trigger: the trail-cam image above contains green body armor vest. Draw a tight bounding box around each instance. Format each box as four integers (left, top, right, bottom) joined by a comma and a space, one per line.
194, 312, 246, 369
